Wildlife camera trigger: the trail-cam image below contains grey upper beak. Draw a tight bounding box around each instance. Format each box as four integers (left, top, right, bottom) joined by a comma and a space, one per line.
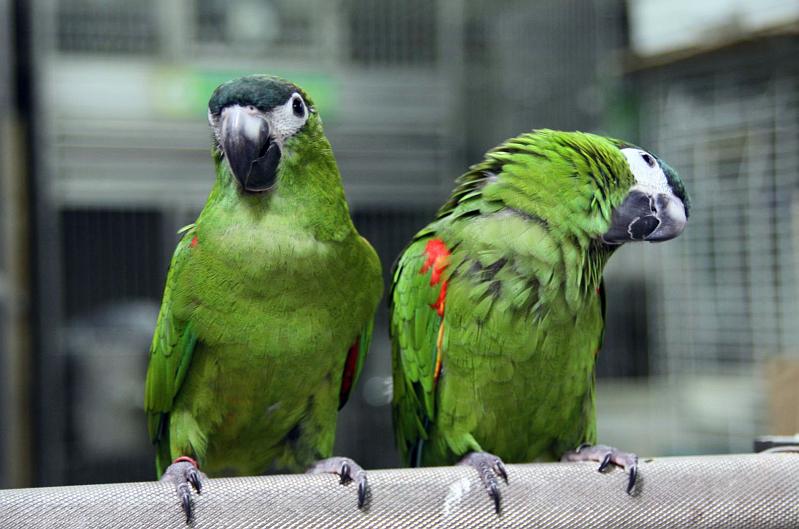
646, 192, 687, 241
220, 105, 281, 192
602, 187, 687, 244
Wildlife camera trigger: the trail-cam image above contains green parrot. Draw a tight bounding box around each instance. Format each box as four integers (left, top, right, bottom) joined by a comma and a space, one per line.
144, 75, 383, 522
390, 129, 689, 512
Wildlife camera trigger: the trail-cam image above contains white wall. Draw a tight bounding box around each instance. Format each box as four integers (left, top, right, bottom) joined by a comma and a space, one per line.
628, 0, 799, 56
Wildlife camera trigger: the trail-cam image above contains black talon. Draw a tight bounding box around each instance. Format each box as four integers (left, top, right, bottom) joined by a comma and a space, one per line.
357, 479, 366, 508
188, 468, 202, 494
577, 442, 592, 452
340, 462, 351, 484
488, 483, 501, 514
180, 486, 192, 523
598, 452, 613, 472
626, 464, 638, 494
496, 460, 509, 484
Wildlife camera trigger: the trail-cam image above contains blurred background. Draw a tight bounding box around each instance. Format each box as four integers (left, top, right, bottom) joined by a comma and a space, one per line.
0, 0, 797, 488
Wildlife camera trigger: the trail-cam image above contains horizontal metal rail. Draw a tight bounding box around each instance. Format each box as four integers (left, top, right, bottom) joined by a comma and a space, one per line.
0, 452, 797, 528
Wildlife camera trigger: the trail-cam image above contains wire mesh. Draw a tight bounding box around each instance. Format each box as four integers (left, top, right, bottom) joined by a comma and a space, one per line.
640, 41, 799, 376
635, 38, 799, 453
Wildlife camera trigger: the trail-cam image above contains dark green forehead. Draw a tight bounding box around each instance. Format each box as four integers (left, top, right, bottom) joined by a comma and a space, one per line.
208, 75, 308, 116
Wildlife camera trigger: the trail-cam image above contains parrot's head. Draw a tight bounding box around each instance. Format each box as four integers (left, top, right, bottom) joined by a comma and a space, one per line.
207, 75, 321, 193
476, 130, 690, 248
600, 139, 690, 245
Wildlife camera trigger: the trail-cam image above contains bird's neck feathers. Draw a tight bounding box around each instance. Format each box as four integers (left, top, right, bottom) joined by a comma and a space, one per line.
484, 134, 629, 239
206, 127, 355, 241
441, 132, 629, 293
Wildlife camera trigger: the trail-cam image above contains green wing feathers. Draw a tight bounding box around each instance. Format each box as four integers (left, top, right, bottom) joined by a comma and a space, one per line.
144, 226, 198, 474
390, 235, 449, 466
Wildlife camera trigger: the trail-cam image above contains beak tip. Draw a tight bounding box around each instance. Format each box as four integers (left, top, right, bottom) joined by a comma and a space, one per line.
646, 194, 687, 242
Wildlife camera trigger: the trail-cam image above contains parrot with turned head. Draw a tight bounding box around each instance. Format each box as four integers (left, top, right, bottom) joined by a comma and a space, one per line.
144, 75, 383, 522
390, 129, 689, 512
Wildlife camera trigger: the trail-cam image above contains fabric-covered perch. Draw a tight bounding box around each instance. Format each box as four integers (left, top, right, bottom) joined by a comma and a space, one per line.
0, 452, 797, 528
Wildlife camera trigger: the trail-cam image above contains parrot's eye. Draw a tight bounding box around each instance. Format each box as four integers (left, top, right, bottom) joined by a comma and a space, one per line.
641, 153, 655, 168
292, 97, 305, 118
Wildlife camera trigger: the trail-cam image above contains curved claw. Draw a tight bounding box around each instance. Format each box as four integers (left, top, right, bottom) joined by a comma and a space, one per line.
488, 481, 501, 514
179, 486, 192, 523
495, 460, 509, 484
598, 452, 613, 473
459, 451, 509, 515
340, 462, 352, 485
357, 476, 367, 508
187, 467, 203, 494
308, 456, 369, 509
626, 463, 638, 494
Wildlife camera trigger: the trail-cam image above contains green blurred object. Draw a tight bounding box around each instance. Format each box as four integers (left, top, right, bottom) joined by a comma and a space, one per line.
152, 67, 338, 119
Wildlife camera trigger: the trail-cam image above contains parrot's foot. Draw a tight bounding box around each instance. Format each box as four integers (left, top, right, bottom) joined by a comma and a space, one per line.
458, 451, 509, 514
161, 456, 204, 524
562, 443, 639, 494
308, 456, 368, 509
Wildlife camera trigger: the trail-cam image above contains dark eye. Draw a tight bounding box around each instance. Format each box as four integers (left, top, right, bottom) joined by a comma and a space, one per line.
641, 152, 655, 168
292, 97, 304, 117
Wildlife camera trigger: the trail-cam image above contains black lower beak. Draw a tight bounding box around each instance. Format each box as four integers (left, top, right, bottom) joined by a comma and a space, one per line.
602, 189, 687, 244
221, 107, 281, 193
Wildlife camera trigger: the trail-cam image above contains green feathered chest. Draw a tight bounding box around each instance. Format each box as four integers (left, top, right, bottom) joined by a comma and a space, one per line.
431, 213, 605, 462
164, 211, 381, 474
176, 219, 376, 356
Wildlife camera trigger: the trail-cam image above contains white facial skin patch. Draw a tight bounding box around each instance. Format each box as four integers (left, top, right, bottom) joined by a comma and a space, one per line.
621, 147, 671, 195
267, 92, 310, 140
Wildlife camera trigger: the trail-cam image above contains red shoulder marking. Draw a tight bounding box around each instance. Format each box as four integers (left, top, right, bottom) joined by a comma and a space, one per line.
338, 339, 360, 409
419, 239, 451, 382
420, 238, 451, 286
432, 280, 448, 317
419, 238, 451, 316
190, 235, 199, 248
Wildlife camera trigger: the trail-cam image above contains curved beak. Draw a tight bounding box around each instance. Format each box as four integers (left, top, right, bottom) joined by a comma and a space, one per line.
220, 105, 281, 192
602, 187, 687, 244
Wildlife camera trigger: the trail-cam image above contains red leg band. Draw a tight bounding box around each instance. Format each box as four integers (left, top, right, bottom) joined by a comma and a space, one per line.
173, 456, 199, 469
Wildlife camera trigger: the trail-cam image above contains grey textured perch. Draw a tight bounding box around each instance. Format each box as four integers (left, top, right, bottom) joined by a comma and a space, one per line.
1, 453, 797, 528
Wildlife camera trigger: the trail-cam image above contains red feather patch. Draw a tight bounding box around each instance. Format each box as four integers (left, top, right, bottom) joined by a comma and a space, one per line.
420, 238, 451, 316
190, 235, 199, 248
432, 280, 448, 317
338, 340, 360, 409
420, 239, 451, 286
